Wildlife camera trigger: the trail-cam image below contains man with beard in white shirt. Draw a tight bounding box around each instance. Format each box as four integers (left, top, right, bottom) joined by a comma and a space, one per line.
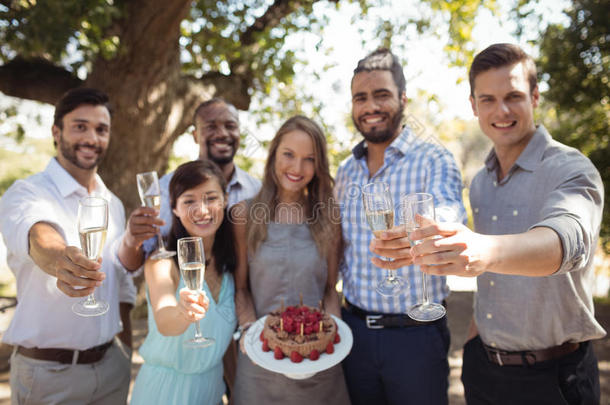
0, 87, 160, 404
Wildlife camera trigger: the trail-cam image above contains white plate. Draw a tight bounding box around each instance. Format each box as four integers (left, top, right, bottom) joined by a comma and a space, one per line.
244, 314, 353, 379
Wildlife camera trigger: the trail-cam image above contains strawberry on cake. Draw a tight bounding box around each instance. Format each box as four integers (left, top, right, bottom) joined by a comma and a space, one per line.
261, 305, 341, 363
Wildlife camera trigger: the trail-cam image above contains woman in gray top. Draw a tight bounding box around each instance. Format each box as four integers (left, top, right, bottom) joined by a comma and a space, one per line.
231, 115, 350, 405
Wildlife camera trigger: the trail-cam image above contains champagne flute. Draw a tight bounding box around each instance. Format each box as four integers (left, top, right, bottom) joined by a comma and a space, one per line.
178, 236, 215, 348
362, 182, 407, 296
402, 192, 446, 321
136, 171, 175, 259
72, 196, 110, 316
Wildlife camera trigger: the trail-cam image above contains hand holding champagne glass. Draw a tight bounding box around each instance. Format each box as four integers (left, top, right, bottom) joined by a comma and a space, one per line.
72, 196, 110, 317
178, 236, 214, 348
402, 192, 446, 322
136, 171, 176, 259
362, 181, 406, 296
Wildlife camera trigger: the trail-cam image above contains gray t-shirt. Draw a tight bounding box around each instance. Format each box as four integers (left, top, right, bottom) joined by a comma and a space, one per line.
471, 125, 606, 351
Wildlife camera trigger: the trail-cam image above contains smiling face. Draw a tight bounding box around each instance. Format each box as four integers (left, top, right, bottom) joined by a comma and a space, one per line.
172, 177, 226, 239
470, 61, 539, 155
52, 104, 111, 172
193, 102, 240, 165
273, 129, 316, 200
351, 70, 406, 146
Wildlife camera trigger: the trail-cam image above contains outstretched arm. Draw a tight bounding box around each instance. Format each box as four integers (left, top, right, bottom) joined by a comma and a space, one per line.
145, 257, 209, 336
409, 222, 562, 277
29, 222, 104, 297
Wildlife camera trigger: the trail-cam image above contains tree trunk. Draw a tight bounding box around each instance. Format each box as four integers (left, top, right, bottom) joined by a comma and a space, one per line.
82, 0, 189, 213
84, 0, 249, 213
0, 0, 292, 214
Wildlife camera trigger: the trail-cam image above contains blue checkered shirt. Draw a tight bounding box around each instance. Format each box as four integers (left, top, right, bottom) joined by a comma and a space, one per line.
335, 127, 466, 314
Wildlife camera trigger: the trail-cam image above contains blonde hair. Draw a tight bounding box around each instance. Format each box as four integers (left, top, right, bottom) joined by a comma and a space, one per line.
246, 115, 336, 258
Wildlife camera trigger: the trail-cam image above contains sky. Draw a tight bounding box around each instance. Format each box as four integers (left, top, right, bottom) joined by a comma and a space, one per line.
169, 0, 571, 160
0, 0, 571, 281
1, 0, 570, 154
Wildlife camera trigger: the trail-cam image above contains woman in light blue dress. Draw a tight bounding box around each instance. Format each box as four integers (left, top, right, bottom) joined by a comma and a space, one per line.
131, 160, 237, 405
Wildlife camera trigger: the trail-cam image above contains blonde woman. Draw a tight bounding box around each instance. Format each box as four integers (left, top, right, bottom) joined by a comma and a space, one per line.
232, 115, 350, 404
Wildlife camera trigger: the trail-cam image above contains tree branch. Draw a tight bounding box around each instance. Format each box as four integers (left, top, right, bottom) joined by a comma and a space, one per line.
240, 0, 336, 46
241, 0, 298, 46
185, 72, 251, 110
0, 57, 82, 104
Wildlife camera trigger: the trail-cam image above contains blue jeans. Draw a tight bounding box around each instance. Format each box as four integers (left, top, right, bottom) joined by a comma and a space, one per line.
462, 336, 601, 405
341, 307, 450, 405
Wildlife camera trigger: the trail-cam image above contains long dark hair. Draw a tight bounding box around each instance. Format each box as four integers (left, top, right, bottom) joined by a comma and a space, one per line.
166, 159, 235, 275
247, 115, 336, 258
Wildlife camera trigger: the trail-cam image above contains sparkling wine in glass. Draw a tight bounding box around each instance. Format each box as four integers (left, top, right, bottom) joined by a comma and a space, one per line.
362, 181, 407, 296
402, 192, 446, 322
72, 196, 110, 317
178, 236, 214, 348
136, 171, 175, 260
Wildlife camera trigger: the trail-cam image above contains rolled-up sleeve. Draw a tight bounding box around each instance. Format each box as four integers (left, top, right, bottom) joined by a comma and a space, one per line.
0, 180, 66, 270
427, 147, 467, 225
532, 158, 603, 274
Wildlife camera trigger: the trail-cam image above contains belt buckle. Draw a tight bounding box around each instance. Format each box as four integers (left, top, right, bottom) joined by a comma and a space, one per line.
365, 314, 383, 329
495, 351, 504, 366
487, 347, 504, 366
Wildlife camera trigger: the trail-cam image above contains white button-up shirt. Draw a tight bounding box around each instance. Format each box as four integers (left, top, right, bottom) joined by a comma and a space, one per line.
0, 158, 132, 350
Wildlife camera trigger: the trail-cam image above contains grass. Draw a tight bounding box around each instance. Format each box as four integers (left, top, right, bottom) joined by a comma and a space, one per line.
0, 266, 16, 298
594, 295, 610, 306
0, 138, 53, 195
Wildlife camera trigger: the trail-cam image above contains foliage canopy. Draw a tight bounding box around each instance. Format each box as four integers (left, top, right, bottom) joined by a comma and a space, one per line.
0, 0, 490, 210
537, 0, 610, 251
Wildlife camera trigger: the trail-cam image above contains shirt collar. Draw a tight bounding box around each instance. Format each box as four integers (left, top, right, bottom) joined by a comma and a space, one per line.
513, 125, 551, 171
45, 157, 109, 199
484, 125, 551, 173
351, 126, 413, 160
228, 165, 246, 188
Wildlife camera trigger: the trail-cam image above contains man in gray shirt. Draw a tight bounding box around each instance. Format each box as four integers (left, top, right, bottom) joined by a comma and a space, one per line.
375, 43, 605, 404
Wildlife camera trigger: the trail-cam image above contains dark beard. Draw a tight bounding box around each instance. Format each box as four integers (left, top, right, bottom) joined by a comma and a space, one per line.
58, 133, 105, 170
353, 101, 404, 144
207, 138, 236, 165
209, 153, 234, 165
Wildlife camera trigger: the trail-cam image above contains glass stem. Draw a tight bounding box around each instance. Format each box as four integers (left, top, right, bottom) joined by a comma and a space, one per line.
421, 270, 430, 305
84, 293, 97, 307
194, 322, 202, 339
384, 256, 395, 281
156, 227, 166, 252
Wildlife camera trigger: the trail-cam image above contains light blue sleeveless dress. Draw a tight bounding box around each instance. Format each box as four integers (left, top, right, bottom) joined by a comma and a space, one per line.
130, 272, 236, 405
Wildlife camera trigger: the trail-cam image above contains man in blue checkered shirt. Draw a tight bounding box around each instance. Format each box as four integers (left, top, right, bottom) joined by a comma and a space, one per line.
336, 48, 466, 405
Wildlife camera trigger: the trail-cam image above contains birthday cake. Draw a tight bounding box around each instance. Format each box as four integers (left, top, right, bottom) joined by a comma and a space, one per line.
261, 304, 340, 363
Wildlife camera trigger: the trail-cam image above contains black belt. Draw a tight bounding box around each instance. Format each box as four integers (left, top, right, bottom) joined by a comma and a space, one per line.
17, 340, 113, 364
344, 300, 445, 329
483, 341, 581, 366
